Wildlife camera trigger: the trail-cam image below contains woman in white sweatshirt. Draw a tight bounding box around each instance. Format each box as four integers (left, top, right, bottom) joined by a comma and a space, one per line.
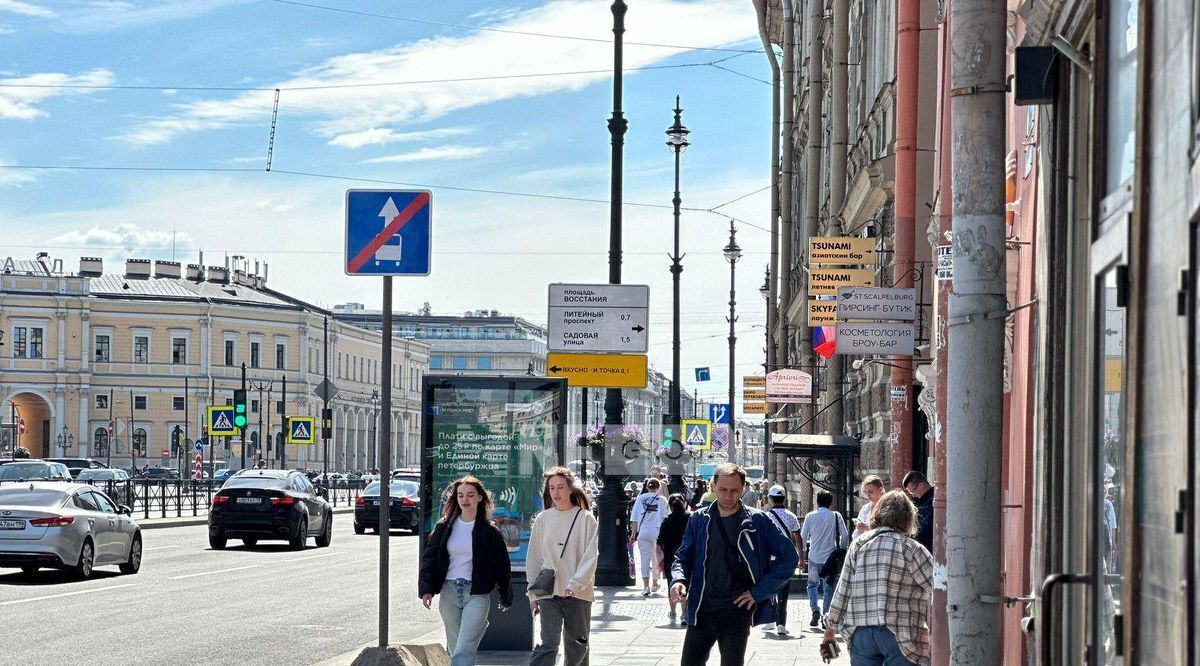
527, 466, 599, 666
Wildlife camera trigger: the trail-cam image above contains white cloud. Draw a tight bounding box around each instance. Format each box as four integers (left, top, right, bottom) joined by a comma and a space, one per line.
255, 198, 294, 213
56, 0, 246, 33
48, 222, 193, 253
115, 0, 758, 146
0, 68, 115, 120
361, 146, 490, 164
0, 162, 37, 187
328, 126, 474, 149
0, 0, 54, 18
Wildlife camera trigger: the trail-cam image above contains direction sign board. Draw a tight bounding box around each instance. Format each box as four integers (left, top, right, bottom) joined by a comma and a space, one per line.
835, 322, 916, 355
708, 403, 730, 425
808, 236, 878, 265
207, 406, 237, 436
743, 375, 766, 387
743, 388, 767, 401
743, 402, 768, 414
344, 190, 432, 276
287, 417, 316, 445
547, 353, 648, 388
809, 268, 875, 295
682, 419, 712, 450
808, 300, 838, 326
836, 287, 917, 321
712, 426, 730, 449
547, 283, 649, 353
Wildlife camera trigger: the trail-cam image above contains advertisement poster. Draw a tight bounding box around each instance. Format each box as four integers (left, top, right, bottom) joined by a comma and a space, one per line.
421, 376, 565, 571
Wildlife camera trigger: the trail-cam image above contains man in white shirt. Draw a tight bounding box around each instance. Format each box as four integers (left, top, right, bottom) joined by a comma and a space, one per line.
765, 485, 802, 634
800, 490, 848, 628
853, 475, 885, 540
630, 478, 669, 596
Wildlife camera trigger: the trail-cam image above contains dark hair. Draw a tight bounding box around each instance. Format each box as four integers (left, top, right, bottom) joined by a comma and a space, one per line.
668, 493, 687, 515
646, 478, 661, 492
902, 471, 929, 489
711, 462, 747, 486
770, 494, 786, 506
440, 476, 493, 523
816, 490, 834, 508
542, 466, 592, 511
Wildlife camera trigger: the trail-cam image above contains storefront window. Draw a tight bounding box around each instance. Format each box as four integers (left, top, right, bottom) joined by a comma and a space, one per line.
1106, 0, 1138, 190
1097, 269, 1127, 664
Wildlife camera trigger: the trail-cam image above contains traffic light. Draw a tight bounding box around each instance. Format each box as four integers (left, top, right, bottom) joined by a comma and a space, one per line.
171, 426, 181, 457
233, 389, 248, 428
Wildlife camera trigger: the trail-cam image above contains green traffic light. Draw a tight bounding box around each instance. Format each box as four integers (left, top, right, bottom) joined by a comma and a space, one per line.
234, 415, 247, 427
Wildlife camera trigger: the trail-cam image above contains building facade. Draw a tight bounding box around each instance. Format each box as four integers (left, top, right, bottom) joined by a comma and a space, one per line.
0, 256, 429, 473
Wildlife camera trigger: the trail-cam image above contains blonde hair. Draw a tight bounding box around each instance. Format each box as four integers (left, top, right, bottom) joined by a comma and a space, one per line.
861, 474, 884, 491
870, 490, 918, 536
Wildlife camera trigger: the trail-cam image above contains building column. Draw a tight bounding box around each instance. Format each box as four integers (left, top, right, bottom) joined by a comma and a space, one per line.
56, 310, 67, 368
299, 324, 310, 383
79, 388, 90, 457
54, 387, 65, 456
200, 314, 211, 375
80, 312, 91, 373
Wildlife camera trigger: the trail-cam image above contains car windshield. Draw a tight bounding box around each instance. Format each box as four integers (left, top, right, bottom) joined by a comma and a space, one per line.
363, 481, 419, 498
223, 477, 288, 490
0, 463, 53, 480
77, 470, 114, 480
0, 488, 69, 506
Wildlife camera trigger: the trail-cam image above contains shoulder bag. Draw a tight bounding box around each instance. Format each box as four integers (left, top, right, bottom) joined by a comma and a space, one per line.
528, 508, 582, 597
818, 514, 848, 580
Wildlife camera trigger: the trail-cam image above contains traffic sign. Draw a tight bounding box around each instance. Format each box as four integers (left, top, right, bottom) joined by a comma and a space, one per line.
809, 268, 875, 296
808, 236, 878, 265
161, 448, 169, 458
344, 190, 432, 276
709, 403, 730, 425
547, 283, 649, 353
712, 426, 730, 449
695, 367, 711, 382
287, 417, 316, 445
547, 353, 647, 388
315, 378, 339, 403
194, 441, 203, 453
17, 418, 25, 435
207, 406, 237, 436
193, 453, 203, 481
682, 419, 712, 450
836, 287, 917, 321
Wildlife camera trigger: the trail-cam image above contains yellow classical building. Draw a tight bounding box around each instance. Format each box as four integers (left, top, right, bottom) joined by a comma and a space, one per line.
0, 255, 429, 472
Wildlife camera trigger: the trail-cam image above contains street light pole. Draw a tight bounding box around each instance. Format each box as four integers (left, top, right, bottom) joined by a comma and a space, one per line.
665, 95, 689, 496
597, 0, 631, 588
723, 221, 741, 463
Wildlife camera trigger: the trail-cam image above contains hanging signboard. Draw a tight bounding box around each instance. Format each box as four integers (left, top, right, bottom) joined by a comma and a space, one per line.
835, 287, 917, 321
808, 300, 838, 326
766, 369, 812, 404
743, 388, 767, 401
835, 322, 917, 356
808, 236, 878, 265
743, 375, 766, 387
547, 283, 650, 353
809, 268, 875, 296
743, 402, 768, 414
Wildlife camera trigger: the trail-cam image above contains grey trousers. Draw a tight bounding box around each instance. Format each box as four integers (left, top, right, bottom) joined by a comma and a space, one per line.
529, 596, 592, 666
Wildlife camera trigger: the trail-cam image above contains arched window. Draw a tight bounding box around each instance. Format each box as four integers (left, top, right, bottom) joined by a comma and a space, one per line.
133, 428, 147, 456
249, 431, 260, 459
94, 427, 109, 455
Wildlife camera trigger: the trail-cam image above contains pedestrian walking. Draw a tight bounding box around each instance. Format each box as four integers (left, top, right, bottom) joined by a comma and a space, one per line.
649, 465, 670, 497
757, 481, 771, 509
527, 467, 599, 666
852, 476, 884, 541
740, 481, 760, 508
800, 490, 848, 628
764, 485, 802, 635
418, 476, 514, 666
823, 490, 933, 666
901, 471, 934, 552
656, 493, 689, 624
669, 463, 799, 666
631, 477, 669, 596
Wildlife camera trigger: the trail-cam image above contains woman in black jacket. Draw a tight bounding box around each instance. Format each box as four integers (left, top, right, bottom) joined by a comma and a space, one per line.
656, 493, 690, 624
418, 476, 513, 666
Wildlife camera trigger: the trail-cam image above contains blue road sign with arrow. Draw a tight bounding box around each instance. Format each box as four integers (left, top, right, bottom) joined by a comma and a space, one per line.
344, 190, 432, 276
709, 403, 730, 425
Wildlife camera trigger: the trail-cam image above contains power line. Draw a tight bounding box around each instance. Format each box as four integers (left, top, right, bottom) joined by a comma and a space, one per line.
269, 0, 763, 54
0, 242, 769, 258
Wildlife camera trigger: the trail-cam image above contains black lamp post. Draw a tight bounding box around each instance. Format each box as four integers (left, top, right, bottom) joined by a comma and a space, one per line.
723, 221, 741, 463
596, 0, 632, 588
666, 95, 689, 496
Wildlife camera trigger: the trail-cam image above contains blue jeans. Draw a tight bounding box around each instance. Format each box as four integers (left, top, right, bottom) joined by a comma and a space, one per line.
848, 626, 916, 666
807, 561, 833, 614
438, 579, 491, 666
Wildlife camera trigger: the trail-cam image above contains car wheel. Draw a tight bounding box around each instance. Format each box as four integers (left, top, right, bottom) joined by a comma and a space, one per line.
289, 518, 307, 551
20, 565, 38, 575
72, 539, 95, 580
209, 533, 227, 550
315, 515, 332, 548
120, 534, 142, 575
353, 522, 365, 535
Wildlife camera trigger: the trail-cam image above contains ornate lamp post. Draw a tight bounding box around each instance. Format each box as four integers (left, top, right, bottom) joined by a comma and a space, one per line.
723, 222, 741, 463
665, 95, 689, 495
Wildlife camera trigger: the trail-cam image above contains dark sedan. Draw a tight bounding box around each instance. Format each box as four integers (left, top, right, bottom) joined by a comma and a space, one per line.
208, 470, 332, 550
353, 480, 420, 534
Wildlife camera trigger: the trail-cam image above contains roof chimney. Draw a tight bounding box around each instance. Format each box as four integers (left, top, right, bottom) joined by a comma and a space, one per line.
207, 265, 229, 284
154, 260, 181, 279
186, 264, 204, 281
79, 257, 103, 277
125, 259, 151, 279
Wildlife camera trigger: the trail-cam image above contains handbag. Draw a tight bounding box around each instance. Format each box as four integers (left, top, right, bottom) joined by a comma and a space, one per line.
818, 514, 847, 580
529, 508, 582, 597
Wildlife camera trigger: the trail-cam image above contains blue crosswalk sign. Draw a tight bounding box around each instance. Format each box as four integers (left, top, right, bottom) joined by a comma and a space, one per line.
682, 419, 712, 450
345, 190, 432, 276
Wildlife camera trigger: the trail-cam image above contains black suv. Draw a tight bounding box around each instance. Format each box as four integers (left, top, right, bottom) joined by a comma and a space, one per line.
45, 458, 107, 479
208, 469, 333, 550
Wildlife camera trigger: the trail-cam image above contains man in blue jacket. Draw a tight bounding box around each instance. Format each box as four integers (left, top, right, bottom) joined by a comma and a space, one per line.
670, 463, 799, 665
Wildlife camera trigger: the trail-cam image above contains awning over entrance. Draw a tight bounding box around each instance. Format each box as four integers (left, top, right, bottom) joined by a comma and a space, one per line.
771, 433, 861, 518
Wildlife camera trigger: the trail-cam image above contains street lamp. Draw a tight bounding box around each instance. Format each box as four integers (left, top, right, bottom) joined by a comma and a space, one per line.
723, 221, 741, 464
666, 95, 689, 496
55, 426, 73, 457
370, 390, 380, 473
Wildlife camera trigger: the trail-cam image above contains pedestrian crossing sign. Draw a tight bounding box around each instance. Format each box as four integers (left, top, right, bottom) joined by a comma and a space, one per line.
682, 419, 712, 450
207, 406, 238, 436
287, 417, 316, 445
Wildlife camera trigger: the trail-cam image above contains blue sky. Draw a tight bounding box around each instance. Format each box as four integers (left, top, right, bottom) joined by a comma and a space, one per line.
0, 0, 775, 406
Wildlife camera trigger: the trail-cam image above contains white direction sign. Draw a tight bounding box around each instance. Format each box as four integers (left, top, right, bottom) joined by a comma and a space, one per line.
836, 287, 917, 321
835, 322, 917, 355
547, 283, 649, 353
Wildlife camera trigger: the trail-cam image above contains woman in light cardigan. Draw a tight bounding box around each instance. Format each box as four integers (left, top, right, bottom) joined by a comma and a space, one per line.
527, 466, 599, 666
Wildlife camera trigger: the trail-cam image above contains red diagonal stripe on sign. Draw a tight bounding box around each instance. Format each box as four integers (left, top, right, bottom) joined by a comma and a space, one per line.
348, 192, 430, 273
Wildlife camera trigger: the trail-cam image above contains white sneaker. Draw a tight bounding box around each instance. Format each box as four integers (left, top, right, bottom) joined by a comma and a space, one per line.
775, 624, 789, 635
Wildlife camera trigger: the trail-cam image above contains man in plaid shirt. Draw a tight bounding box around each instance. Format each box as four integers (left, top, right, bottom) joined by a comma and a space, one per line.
822, 490, 933, 665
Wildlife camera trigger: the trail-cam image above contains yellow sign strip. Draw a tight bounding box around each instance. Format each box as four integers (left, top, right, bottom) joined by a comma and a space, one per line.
809, 268, 875, 295
743, 402, 768, 414
547, 353, 648, 388
808, 236, 877, 265
808, 300, 838, 326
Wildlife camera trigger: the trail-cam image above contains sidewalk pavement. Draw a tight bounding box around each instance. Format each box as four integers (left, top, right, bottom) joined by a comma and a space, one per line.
139, 504, 355, 529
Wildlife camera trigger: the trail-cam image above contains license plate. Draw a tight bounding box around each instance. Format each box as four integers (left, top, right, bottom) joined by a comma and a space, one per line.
236, 497, 261, 504
0, 519, 25, 530
372, 500, 380, 506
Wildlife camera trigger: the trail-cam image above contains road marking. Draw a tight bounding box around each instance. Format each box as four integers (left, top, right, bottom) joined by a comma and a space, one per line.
0, 584, 134, 606
169, 564, 260, 580
144, 545, 178, 551
283, 552, 342, 563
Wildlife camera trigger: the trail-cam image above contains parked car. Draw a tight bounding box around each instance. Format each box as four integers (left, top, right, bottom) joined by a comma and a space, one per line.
76, 468, 131, 483
353, 479, 420, 534
45, 458, 107, 479
212, 469, 236, 486
390, 468, 420, 485
208, 469, 332, 550
136, 467, 180, 481
0, 482, 142, 579
0, 460, 73, 483
314, 472, 347, 488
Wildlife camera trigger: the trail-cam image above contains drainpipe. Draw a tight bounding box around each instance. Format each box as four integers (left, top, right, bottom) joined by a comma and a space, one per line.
778, 0, 796, 469
827, 0, 849, 436
800, 0, 822, 434
890, 0, 919, 485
